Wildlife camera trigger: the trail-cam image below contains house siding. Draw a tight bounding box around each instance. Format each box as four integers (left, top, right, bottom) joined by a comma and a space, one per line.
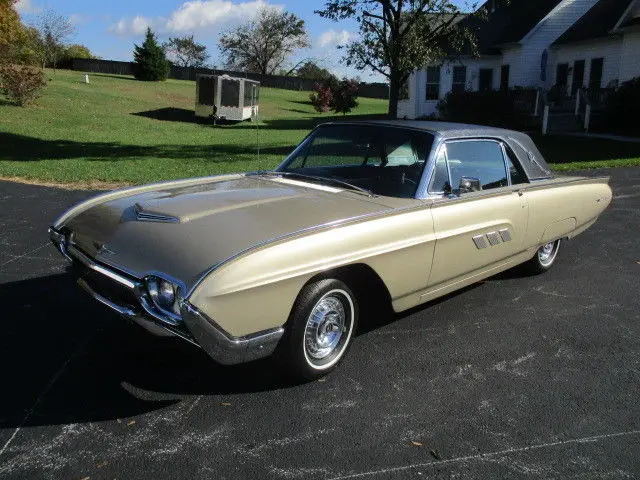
399, 0, 635, 119
553, 38, 623, 88
620, 30, 640, 81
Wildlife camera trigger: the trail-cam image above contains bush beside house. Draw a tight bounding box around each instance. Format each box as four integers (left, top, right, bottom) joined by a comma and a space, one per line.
436, 90, 523, 129
601, 77, 640, 136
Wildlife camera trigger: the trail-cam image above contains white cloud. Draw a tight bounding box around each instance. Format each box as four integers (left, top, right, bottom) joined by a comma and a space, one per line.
69, 13, 90, 26
109, 0, 283, 36
109, 15, 153, 36
318, 29, 355, 48
167, 0, 278, 31
15, 0, 41, 15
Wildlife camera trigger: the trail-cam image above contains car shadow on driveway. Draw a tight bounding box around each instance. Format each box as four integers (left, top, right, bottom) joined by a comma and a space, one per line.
0, 272, 305, 429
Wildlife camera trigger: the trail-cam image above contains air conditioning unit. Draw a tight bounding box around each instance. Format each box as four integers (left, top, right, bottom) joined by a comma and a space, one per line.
195, 74, 260, 122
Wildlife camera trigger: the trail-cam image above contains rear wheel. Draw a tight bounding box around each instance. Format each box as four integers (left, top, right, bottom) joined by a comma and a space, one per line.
523, 239, 561, 274
277, 279, 358, 380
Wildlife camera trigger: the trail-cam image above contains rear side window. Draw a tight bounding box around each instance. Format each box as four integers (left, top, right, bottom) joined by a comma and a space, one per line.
504, 147, 528, 185
445, 140, 508, 192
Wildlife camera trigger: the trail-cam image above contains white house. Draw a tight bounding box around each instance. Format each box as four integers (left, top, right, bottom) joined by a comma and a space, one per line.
398, 0, 640, 119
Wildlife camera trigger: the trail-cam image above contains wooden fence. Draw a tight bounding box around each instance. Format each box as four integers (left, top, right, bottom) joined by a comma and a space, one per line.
72, 58, 389, 99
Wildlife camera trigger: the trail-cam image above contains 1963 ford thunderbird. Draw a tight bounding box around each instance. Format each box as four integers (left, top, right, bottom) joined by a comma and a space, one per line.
49, 121, 612, 379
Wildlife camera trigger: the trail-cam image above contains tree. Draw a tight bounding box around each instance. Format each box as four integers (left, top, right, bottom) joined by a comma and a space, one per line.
0, 0, 27, 62
133, 27, 170, 81
219, 7, 309, 75
165, 35, 208, 68
64, 44, 95, 59
316, 0, 480, 118
35, 9, 75, 70
297, 61, 334, 81
310, 76, 359, 115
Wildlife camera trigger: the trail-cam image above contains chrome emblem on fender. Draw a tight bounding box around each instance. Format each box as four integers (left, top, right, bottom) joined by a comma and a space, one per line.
473, 229, 512, 249
95, 243, 118, 256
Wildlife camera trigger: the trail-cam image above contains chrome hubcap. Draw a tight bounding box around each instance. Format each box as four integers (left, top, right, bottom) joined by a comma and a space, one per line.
305, 295, 346, 360
303, 289, 355, 370
538, 240, 559, 266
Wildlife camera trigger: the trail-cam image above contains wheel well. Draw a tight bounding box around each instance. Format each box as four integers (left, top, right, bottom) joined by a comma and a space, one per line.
309, 263, 393, 313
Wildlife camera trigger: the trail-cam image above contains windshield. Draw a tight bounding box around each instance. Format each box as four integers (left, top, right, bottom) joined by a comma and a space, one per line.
277, 124, 435, 198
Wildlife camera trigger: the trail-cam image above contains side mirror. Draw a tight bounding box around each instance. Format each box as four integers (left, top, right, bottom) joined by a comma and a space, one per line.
459, 176, 481, 194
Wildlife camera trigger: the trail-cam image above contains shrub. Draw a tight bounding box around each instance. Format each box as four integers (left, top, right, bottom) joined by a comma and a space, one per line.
133, 27, 170, 81
436, 90, 521, 128
601, 77, 640, 135
309, 77, 359, 115
332, 78, 359, 115
0, 63, 46, 106
310, 81, 334, 112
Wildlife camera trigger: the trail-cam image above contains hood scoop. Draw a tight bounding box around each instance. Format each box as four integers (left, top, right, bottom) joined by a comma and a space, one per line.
135, 203, 180, 224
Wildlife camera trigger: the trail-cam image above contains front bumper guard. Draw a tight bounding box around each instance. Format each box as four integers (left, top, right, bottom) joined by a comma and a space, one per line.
49, 227, 284, 365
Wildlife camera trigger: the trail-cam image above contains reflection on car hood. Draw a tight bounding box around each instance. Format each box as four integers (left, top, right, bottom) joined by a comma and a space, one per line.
63, 175, 389, 288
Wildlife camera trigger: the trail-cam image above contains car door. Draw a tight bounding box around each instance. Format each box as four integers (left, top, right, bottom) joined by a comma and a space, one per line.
426, 139, 528, 291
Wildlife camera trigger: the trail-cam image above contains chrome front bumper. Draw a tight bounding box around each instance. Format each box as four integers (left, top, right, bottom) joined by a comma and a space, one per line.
48, 227, 283, 365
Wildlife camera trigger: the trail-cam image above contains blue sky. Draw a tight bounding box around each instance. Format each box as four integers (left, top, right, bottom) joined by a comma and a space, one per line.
16, 0, 470, 81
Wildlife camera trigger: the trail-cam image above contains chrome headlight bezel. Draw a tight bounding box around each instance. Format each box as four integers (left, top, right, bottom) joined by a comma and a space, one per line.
142, 272, 186, 322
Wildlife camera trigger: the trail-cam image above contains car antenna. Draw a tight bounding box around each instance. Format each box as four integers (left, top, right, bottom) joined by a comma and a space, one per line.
252, 84, 259, 160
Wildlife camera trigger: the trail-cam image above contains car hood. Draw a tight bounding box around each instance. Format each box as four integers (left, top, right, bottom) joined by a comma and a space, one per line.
63, 175, 389, 288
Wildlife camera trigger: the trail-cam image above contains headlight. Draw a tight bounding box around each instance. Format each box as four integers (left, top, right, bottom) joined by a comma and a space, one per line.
146, 276, 180, 315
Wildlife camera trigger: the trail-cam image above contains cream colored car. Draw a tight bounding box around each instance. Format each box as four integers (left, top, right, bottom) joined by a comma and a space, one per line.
49, 121, 612, 379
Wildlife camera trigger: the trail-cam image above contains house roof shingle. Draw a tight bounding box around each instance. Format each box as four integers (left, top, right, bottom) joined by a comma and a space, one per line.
454, 0, 564, 55
552, 0, 634, 46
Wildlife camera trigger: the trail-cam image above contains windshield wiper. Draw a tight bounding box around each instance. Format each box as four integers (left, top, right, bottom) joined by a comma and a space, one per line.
251, 170, 376, 197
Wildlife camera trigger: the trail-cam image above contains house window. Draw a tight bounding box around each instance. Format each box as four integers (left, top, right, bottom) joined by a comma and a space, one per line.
589, 58, 604, 90
426, 66, 441, 101
452, 66, 467, 93
479, 68, 493, 92
500, 65, 510, 91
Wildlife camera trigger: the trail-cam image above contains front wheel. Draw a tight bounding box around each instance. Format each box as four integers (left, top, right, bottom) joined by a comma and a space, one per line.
277, 279, 358, 381
522, 239, 562, 274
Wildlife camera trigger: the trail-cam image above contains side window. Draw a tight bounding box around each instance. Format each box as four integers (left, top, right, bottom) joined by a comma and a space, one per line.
504, 147, 528, 185
429, 147, 450, 193
445, 140, 508, 192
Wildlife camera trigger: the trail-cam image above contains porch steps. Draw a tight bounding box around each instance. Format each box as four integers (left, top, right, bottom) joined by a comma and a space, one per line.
547, 112, 583, 134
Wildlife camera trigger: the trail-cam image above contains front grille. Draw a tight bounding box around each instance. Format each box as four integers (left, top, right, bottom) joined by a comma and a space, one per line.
69, 258, 139, 310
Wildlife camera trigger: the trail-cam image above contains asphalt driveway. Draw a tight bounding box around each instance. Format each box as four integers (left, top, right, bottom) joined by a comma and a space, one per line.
1, 169, 639, 479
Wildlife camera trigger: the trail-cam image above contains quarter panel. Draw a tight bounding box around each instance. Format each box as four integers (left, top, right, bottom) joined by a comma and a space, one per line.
522, 179, 612, 247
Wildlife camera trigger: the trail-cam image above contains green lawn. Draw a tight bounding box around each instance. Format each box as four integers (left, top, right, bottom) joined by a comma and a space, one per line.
531, 134, 640, 172
0, 69, 387, 185
1, 69, 639, 187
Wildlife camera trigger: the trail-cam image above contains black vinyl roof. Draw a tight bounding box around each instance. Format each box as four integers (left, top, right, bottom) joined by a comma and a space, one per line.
320, 120, 553, 181
553, 0, 633, 46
